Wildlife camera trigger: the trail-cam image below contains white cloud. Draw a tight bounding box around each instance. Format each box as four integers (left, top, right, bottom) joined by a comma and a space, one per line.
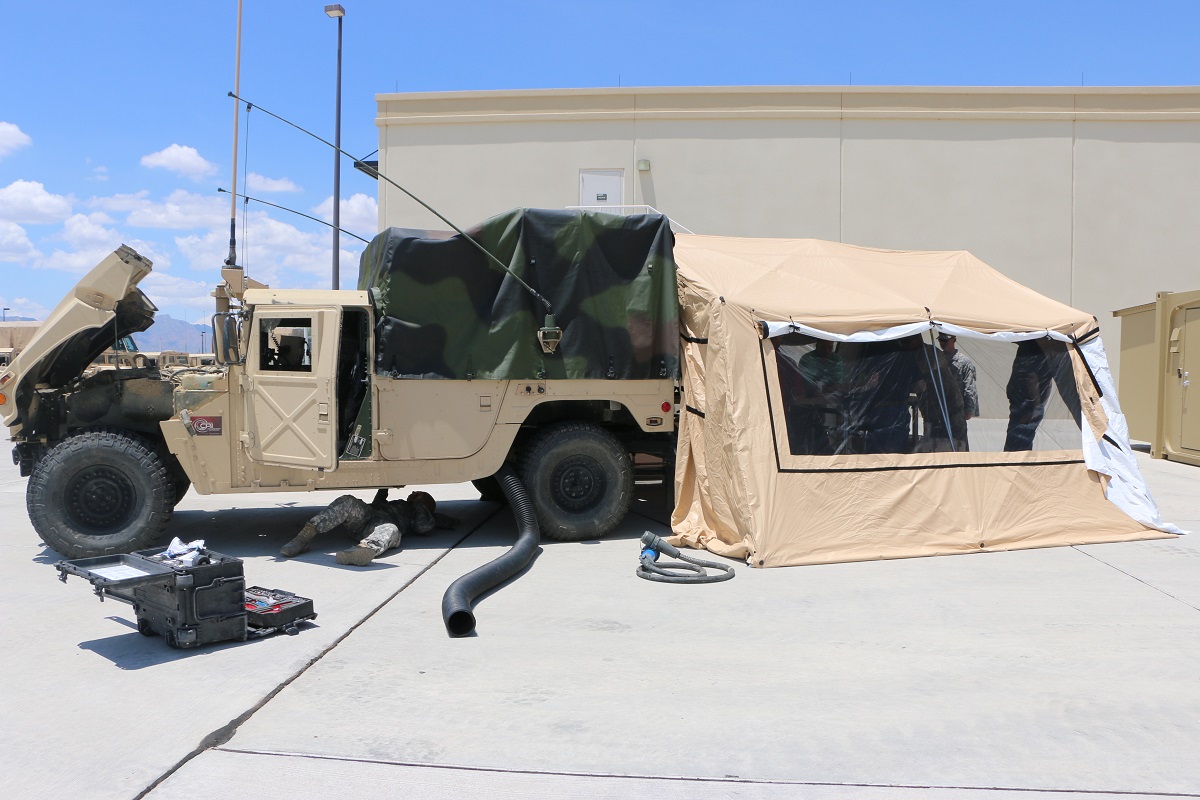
87, 165, 109, 182
37, 237, 173, 275
140, 271, 214, 313
0, 296, 50, 319
176, 211, 362, 290
62, 213, 119, 249
38, 244, 122, 274
116, 189, 228, 230
0, 180, 73, 224
90, 190, 151, 213
140, 144, 218, 181
0, 220, 39, 262
314, 192, 379, 241
124, 239, 173, 272
247, 173, 301, 193
0, 122, 32, 159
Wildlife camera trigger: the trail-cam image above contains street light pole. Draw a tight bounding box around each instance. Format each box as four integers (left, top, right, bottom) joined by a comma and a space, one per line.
325, 4, 345, 290
2, 308, 9, 322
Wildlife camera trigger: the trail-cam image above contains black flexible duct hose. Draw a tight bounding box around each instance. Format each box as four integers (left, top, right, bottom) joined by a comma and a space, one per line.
441, 464, 540, 636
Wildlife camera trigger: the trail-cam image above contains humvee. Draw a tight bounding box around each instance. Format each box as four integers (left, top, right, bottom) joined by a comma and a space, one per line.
2, 210, 679, 558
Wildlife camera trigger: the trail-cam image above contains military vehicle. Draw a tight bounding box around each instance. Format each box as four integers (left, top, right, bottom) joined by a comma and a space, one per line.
1, 209, 680, 558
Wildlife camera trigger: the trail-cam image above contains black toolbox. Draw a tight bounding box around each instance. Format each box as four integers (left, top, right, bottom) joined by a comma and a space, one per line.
57, 548, 248, 649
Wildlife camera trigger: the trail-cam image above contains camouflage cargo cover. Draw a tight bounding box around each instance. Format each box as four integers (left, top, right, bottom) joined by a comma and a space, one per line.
357, 208, 680, 381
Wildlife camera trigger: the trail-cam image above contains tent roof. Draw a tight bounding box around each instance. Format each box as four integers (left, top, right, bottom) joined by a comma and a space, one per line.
673, 234, 1095, 337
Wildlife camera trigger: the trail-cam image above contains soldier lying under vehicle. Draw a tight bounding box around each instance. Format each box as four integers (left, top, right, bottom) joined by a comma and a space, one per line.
280, 489, 457, 566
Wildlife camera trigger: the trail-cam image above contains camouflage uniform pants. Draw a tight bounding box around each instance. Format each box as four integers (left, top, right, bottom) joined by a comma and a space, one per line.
307, 494, 375, 539
281, 492, 434, 565
280, 494, 391, 560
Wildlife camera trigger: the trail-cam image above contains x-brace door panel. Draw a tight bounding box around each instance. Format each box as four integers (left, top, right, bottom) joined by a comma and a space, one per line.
245, 308, 339, 470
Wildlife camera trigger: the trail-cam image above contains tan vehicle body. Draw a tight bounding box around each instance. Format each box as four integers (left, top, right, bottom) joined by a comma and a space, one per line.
2, 248, 675, 557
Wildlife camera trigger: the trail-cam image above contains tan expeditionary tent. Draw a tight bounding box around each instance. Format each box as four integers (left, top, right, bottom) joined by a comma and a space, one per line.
668, 235, 1180, 567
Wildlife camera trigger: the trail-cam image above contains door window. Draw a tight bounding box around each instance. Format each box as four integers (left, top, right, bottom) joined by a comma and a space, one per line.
259, 317, 314, 373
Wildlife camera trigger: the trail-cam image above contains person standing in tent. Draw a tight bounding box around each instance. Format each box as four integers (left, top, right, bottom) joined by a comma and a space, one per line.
854, 337, 921, 453
938, 334, 979, 421
1003, 338, 1080, 451
778, 339, 844, 454
795, 338, 845, 454
798, 338, 844, 394
911, 336, 968, 452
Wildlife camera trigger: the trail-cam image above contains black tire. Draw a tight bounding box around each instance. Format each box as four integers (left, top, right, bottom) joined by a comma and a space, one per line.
471, 476, 507, 503
519, 422, 632, 542
137, 618, 157, 637
28, 428, 176, 558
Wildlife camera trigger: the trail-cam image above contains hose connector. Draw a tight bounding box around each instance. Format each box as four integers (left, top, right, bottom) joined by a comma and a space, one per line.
640, 531, 681, 559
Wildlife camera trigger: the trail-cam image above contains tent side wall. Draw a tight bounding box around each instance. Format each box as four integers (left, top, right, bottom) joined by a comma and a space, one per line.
691, 309, 1167, 568
756, 461, 1158, 567
669, 235, 1174, 568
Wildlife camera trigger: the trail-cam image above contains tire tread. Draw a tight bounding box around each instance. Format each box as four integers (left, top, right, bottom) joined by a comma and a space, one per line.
28, 427, 175, 558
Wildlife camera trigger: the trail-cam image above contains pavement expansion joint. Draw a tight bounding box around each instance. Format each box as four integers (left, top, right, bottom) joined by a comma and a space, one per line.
1072, 545, 1200, 613
132, 505, 506, 800
206, 748, 1200, 798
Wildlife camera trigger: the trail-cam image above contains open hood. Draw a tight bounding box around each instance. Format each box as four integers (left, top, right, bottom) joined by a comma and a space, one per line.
0, 246, 156, 429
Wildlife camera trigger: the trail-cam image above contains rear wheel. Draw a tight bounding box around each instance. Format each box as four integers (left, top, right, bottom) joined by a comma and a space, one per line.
520, 422, 632, 542
28, 428, 175, 558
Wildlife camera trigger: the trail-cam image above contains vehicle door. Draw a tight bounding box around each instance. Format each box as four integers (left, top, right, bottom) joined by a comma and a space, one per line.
244, 308, 340, 470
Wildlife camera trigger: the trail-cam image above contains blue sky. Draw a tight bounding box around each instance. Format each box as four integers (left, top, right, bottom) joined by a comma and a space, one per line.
2, 1, 1199, 321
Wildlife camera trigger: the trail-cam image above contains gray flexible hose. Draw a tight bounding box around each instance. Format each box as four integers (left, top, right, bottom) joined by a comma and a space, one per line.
636, 532, 735, 584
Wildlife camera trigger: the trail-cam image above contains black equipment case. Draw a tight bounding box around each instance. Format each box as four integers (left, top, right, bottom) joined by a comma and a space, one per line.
56, 548, 248, 649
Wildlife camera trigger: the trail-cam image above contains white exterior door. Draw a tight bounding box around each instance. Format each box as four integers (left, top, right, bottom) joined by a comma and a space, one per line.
579, 169, 624, 208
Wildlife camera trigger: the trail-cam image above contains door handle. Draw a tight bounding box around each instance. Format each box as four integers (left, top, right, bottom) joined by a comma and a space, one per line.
318, 402, 330, 421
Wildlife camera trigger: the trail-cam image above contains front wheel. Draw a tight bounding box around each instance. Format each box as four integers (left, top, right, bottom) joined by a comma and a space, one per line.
519, 422, 632, 542
28, 428, 175, 558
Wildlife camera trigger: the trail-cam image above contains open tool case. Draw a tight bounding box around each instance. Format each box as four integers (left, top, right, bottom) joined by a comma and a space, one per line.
243, 586, 317, 635
56, 549, 315, 648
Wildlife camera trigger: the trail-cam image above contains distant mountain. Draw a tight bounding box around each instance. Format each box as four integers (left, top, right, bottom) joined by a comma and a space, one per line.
2, 315, 37, 322
132, 315, 214, 354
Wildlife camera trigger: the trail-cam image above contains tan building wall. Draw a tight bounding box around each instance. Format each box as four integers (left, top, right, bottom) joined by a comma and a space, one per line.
0, 321, 40, 350
376, 86, 1200, 384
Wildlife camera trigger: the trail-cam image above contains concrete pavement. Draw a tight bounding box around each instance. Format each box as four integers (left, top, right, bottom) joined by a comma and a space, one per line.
2, 453, 1198, 799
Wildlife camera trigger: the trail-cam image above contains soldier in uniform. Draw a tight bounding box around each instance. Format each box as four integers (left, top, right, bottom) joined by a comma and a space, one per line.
280, 488, 455, 566
937, 334, 979, 421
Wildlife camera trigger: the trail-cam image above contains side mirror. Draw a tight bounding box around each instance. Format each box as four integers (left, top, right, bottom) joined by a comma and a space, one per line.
212, 312, 244, 365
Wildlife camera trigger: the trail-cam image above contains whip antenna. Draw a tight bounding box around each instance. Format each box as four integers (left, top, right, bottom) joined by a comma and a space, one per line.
225, 0, 244, 268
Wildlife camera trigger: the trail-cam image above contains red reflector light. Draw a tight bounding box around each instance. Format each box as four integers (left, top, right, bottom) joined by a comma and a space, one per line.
661, 401, 672, 412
